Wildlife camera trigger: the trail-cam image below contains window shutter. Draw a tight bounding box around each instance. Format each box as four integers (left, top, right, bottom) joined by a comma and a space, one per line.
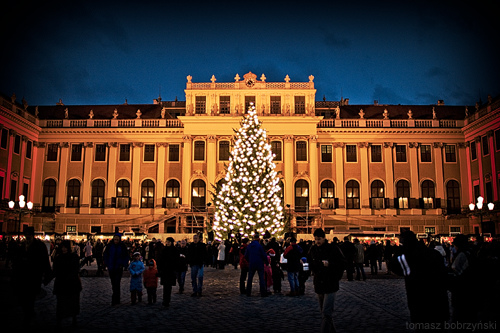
435, 198, 441, 208
111, 197, 116, 208
162, 197, 167, 208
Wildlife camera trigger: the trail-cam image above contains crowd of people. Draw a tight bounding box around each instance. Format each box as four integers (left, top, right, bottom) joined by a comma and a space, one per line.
2, 228, 499, 332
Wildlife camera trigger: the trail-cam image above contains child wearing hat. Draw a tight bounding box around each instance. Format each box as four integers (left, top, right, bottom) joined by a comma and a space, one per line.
128, 252, 145, 304
143, 259, 158, 304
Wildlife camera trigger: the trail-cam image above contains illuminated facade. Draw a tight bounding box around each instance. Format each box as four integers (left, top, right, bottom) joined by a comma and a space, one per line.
1, 73, 499, 239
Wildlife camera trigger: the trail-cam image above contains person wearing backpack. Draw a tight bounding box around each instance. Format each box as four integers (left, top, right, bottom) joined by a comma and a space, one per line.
308, 228, 346, 333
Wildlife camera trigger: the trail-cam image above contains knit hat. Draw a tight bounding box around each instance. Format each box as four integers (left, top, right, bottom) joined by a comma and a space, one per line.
133, 252, 141, 256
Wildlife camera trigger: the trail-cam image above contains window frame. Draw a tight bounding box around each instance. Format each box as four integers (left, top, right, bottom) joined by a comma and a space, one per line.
193, 140, 205, 161
219, 96, 230, 114
168, 144, 180, 162
294, 96, 306, 114
144, 144, 156, 162
396, 179, 410, 209
444, 144, 457, 163
47, 143, 59, 162
195, 96, 206, 114
370, 144, 382, 163
320, 180, 335, 209
321, 144, 333, 163
346, 144, 357, 163
91, 179, 105, 208
481, 136, 489, 156
271, 141, 282, 161
25, 140, 32, 159
370, 180, 385, 209
66, 179, 81, 208
0, 128, 8, 149
141, 179, 155, 208
119, 144, 131, 162
470, 140, 477, 160
346, 180, 360, 209
13, 134, 21, 154
421, 180, 435, 209
70, 143, 83, 162
420, 144, 432, 163
296, 141, 308, 162
218, 141, 230, 161
395, 144, 407, 163
116, 179, 130, 209
270, 96, 281, 114
94, 144, 107, 162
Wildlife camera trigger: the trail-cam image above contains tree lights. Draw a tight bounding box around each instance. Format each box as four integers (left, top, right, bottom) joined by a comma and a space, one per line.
212, 104, 284, 241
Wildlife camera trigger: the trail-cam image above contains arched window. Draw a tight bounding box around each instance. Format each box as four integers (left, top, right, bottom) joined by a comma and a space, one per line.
141, 180, 155, 208
67, 179, 80, 208
446, 180, 461, 214
166, 179, 180, 208
91, 179, 105, 208
346, 180, 360, 209
396, 180, 410, 209
370, 180, 385, 209
421, 180, 435, 209
192, 179, 206, 210
116, 179, 130, 208
42, 179, 56, 212
320, 180, 335, 209
295, 180, 309, 212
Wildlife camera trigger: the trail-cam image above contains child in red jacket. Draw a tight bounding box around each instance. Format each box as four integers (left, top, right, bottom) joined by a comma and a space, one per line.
143, 259, 158, 304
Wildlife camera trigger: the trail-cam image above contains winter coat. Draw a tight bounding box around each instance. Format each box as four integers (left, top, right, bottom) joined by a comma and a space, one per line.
217, 243, 226, 261
128, 259, 145, 292
84, 242, 92, 257
187, 241, 206, 266
158, 245, 179, 286
177, 246, 188, 272
308, 242, 346, 294
103, 242, 129, 270
143, 260, 158, 289
283, 243, 303, 272
245, 240, 268, 269
354, 243, 364, 264
239, 243, 249, 269
53, 251, 82, 296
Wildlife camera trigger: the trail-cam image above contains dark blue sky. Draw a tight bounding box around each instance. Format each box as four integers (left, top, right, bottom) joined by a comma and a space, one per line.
1, 0, 499, 106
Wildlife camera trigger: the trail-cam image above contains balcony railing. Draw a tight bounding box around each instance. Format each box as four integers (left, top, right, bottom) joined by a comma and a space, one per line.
39, 118, 184, 128
318, 118, 464, 128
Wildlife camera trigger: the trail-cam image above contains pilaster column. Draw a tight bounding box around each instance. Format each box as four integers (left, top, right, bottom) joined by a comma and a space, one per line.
309, 136, 319, 208
207, 135, 217, 198
465, 142, 473, 205
5, 129, 16, 199
106, 143, 117, 213
408, 142, 419, 200
433, 142, 444, 202
383, 143, 394, 206
458, 143, 470, 205
181, 136, 192, 208
283, 135, 294, 207
130, 142, 142, 214
57, 143, 69, 211
156, 143, 167, 209
475, 137, 483, 197
32, 142, 45, 205
359, 142, 369, 211
80, 142, 93, 213
17, 136, 27, 198
488, 132, 498, 201
334, 143, 344, 208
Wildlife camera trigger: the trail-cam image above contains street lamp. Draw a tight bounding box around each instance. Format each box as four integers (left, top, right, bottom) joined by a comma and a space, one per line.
8, 194, 33, 239
469, 196, 494, 235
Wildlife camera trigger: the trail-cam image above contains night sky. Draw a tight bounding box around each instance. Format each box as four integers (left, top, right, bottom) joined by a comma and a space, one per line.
1, 0, 499, 107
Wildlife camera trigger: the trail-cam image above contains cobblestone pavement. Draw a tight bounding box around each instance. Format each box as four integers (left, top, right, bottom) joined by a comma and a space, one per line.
1, 261, 413, 333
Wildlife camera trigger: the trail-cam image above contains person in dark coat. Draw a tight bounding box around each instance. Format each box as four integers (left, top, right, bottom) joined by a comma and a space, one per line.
176, 239, 188, 294
238, 238, 250, 294
245, 234, 269, 297
267, 237, 283, 293
187, 233, 206, 297
53, 240, 82, 327
309, 228, 346, 333
158, 237, 179, 307
93, 238, 105, 276
103, 233, 130, 305
11, 227, 52, 320
390, 230, 449, 327
339, 236, 356, 281
366, 241, 379, 275
283, 237, 303, 296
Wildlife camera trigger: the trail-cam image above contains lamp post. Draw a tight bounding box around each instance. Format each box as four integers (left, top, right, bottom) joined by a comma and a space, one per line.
469, 196, 494, 235
8, 194, 33, 239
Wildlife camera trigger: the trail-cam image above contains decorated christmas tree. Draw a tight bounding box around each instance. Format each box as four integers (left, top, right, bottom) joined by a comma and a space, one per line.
212, 104, 284, 241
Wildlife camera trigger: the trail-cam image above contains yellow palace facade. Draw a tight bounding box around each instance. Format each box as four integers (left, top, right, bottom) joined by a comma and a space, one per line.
1, 72, 499, 240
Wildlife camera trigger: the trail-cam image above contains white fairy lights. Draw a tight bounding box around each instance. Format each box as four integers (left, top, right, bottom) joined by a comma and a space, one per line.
212, 104, 284, 241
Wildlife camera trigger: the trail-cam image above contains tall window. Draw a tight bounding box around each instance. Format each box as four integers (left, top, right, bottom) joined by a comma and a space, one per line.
396, 180, 410, 209
320, 180, 335, 209
371, 145, 382, 162
245, 96, 255, 112
95, 144, 106, 161
420, 145, 431, 162
0, 175, 3, 199
169, 144, 179, 162
116, 179, 130, 208
445, 144, 456, 162
14, 135, 21, 154
395, 145, 407, 162
346, 180, 360, 209
195, 96, 206, 114
42, 179, 56, 212
295, 180, 309, 212
482, 136, 489, 156
346, 145, 357, 162
470, 141, 477, 160
194, 141, 205, 161
271, 141, 282, 161
67, 179, 80, 208
166, 179, 180, 208
294, 96, 305, 114
270, 96, 281, 114
446, 180, 461, 214
191, 179, 206, 209
47, 143, 58, 161
421, 180, 435, 209
219, 141, 230, 161
91, 179, 105, 208
119, 144, 131, 161
321, 145, 332, 162
0, 128, 7, 149
9, 180, 17, 201
219, 96, 230, 114
144, 144, 155, 162
141, 180, 155, 208
370, 180, 385, 209
296, 141, 307, 161
71, 144, 83, 161
495, 129, 500, 151
26, 141, 32, 159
